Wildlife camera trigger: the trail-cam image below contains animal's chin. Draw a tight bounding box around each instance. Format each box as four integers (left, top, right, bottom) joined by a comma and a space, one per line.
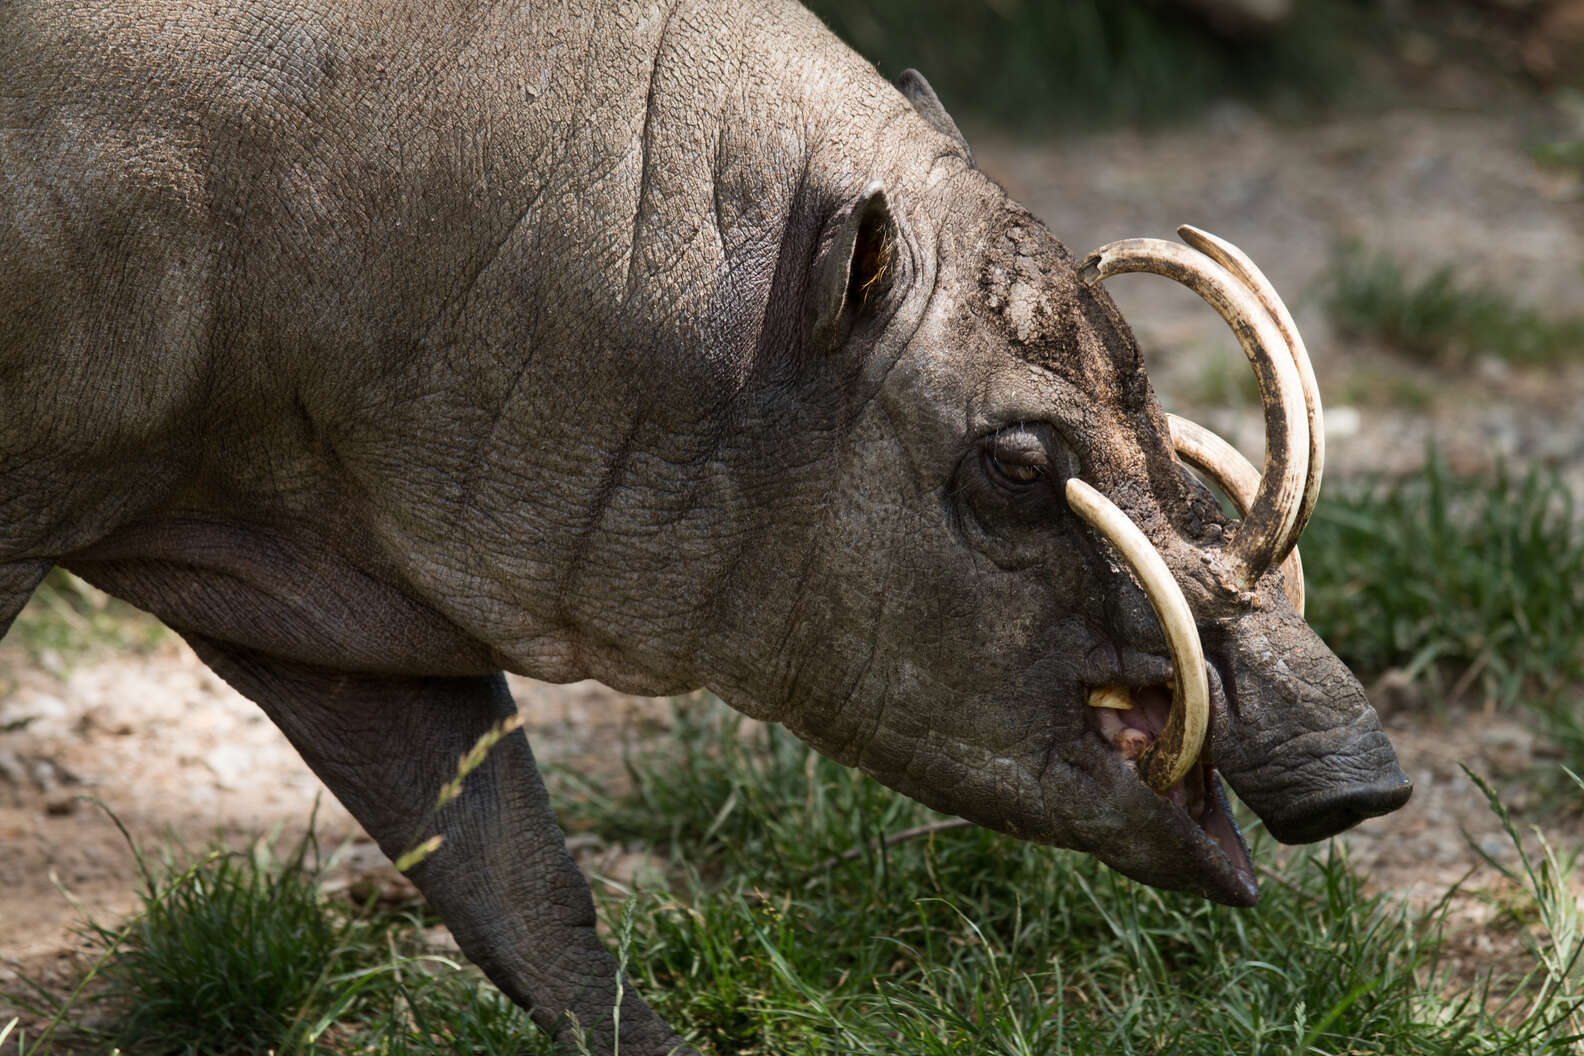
1086, 670, 1259, 907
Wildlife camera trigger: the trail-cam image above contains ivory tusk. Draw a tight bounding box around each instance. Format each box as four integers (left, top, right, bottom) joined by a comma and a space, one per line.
1169, 414, 1305, 615
1176, 226, 1323, 558
1065, 478, 1208, 791
1078, 236, 1310, 590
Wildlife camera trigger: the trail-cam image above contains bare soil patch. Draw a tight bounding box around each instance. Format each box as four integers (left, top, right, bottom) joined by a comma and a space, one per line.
0, 635, 672, 1032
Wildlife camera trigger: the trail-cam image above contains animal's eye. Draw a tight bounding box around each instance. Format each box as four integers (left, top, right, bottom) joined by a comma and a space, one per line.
981, 428, 1053, 491
988, 454, 1043, 485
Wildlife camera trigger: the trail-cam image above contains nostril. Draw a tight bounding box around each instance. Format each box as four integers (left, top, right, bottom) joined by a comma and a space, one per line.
1267, 773, 1414, 844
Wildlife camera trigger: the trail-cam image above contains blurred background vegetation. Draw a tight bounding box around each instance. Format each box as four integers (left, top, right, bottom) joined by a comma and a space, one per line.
800, 0, 1582, 129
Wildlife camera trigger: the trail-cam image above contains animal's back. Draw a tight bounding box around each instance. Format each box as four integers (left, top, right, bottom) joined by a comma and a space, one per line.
0, 0, 914, 663
0, 0, 835, 558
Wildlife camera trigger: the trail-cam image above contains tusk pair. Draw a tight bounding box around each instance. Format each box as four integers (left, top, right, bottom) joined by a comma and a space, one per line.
1068, 227, 1325, 791
1078, 226, 1322, 590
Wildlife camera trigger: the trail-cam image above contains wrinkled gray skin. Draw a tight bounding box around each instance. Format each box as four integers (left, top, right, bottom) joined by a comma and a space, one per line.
0, 1, 1410, 1051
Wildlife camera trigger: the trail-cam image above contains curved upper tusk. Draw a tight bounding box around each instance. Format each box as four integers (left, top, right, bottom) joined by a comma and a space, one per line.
1079, 236, 1309, 590
1169, 414, 1305, 615
1176, 226, 1323, 558
1065, 477, 1208, 792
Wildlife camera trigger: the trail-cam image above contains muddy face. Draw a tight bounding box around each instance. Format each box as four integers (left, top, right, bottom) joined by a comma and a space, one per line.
725, 189, 1410, 907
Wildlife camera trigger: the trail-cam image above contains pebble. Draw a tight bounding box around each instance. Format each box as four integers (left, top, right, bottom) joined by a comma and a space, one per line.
203, 745, 255, 790
1477, 722, 1535, 773
1476, 833, 1516, 861
1370, 668, 1424, 716
0, 749, 25, 786
1327, 405, 1361, 438
0, 692, 67, 729
29, 758, 58, 794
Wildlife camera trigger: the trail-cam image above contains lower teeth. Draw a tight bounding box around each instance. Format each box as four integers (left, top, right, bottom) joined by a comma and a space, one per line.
1116, 728, 1150, 761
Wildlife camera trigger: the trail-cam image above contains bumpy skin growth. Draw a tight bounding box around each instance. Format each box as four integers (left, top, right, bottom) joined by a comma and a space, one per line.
0, 2, 1410, 1051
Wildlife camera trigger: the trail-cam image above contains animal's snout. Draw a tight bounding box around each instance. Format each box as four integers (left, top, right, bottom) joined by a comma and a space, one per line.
1261, 770, 1413, 844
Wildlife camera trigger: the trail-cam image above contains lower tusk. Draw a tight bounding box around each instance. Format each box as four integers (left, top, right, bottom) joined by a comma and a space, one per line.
1169, 414, 1306, 614
1065, 478, 1208, 791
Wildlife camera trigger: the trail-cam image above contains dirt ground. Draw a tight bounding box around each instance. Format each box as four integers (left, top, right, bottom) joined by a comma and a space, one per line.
0, 638, 676, 1010
4, 65, 1584, 1033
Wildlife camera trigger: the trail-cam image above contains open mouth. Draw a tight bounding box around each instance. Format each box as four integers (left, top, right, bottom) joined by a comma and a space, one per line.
1087, 674, 1258, 905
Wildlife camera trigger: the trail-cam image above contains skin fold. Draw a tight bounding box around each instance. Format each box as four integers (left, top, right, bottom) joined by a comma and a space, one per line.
0, 1, 1411, 1051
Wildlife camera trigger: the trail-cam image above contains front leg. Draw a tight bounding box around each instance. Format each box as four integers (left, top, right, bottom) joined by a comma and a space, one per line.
180, 633, 693, 1056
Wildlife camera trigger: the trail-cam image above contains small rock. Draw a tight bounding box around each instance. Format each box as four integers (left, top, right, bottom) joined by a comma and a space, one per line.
419, 924, 461, 954
29, 758, 59, 794
1533, 739, 1565, 761
203, 744, 254, 790
1498, 782, 1533, 812
44, 797, 78, 817
1326, 405, 1361, 439
1524, 0, 1584, 87
1475, 355, 1512, 383
343, 871, 420, 907
1206, 99, 1257, 134
565, 833, 607, 857
0, 693, 67, 727
1477, 722, 1534, 773
0, 749, 26, 786
595, 846, 670, 890
75, 710, 134, 737
1167, 0, 1292, 36
1476, 833, 1517, 862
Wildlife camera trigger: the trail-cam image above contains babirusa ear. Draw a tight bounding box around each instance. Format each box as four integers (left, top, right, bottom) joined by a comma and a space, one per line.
812, 182, 898, 350
895, 69, 974, 166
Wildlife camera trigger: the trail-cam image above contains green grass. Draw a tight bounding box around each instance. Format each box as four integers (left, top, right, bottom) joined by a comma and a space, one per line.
7, 703, 1584, 1054
1301, 457, 1584, 760
1335, 366, 1434, 411
559, 702, 1584, 1055
1183, 352, 1263, 410
1529, 140, 1584, 174
1322, 244, 1584, 366
1, 807, 548, 1055
801, 0, 1365, 130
